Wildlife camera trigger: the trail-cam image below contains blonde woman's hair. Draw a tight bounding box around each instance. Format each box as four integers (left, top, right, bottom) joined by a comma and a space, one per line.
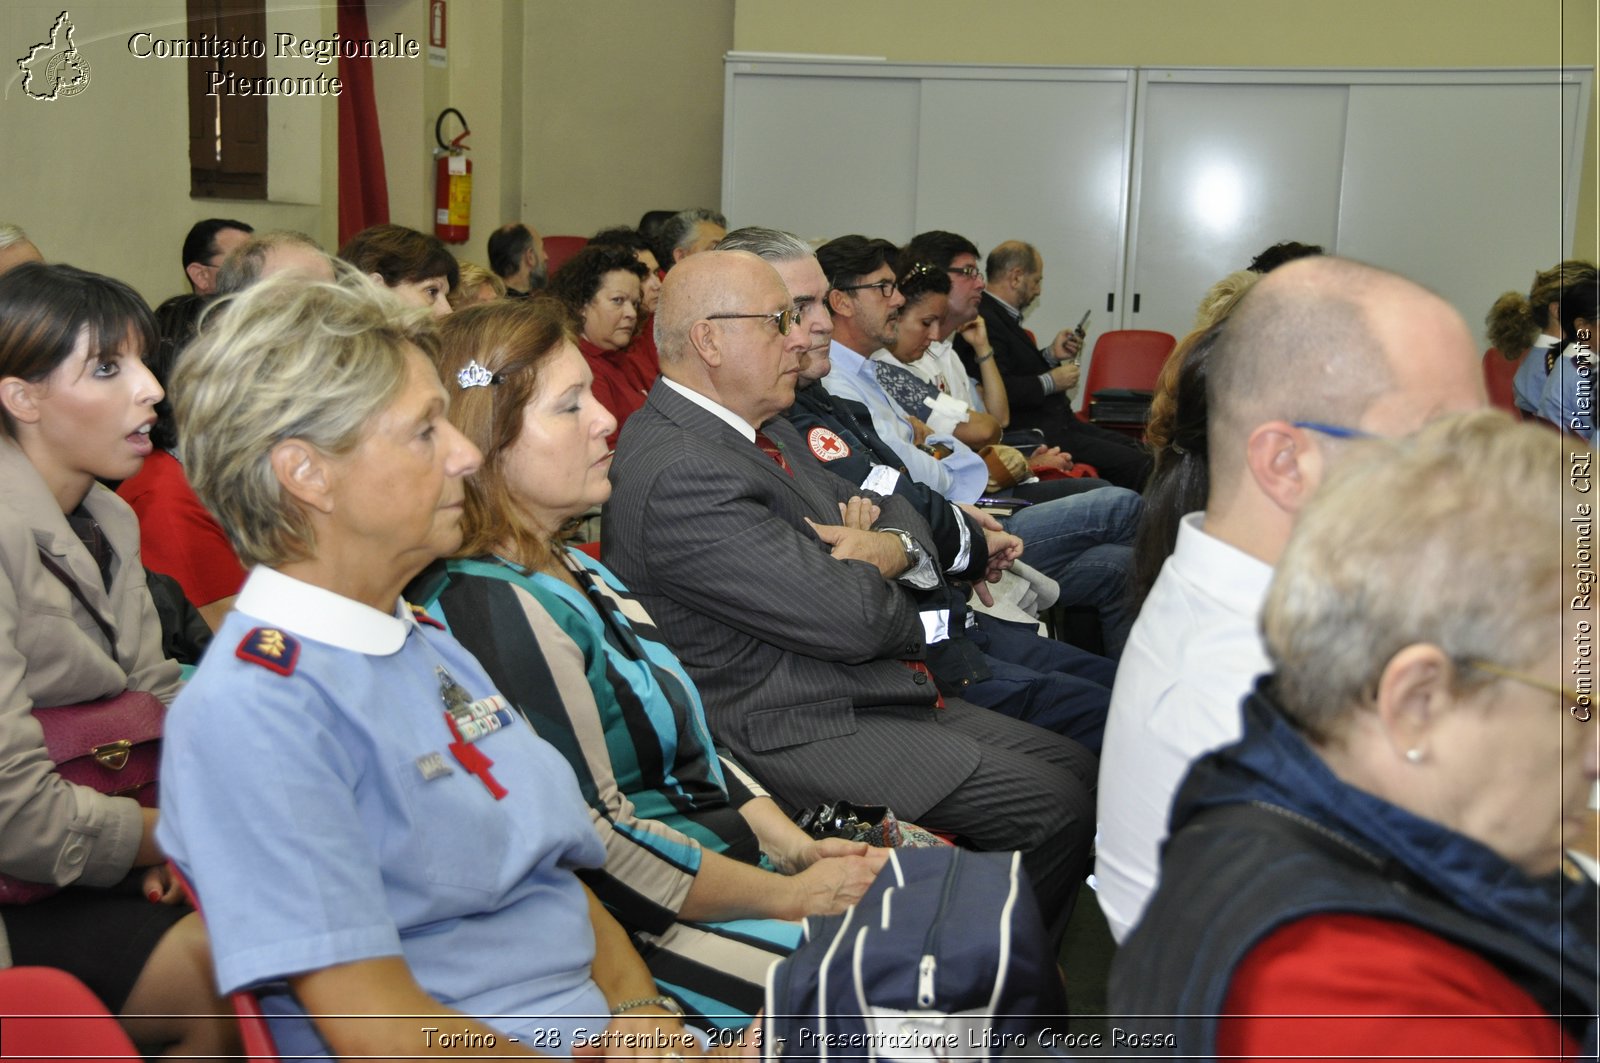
449, 262, 507, 309
1263, 410, 1573, 742
173, 268, 437, 567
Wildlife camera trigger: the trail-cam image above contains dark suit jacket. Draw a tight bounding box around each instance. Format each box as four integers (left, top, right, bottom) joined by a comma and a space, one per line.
957, 292, 1153, 490
603, 381, 980, 814
784, 383, 988, 583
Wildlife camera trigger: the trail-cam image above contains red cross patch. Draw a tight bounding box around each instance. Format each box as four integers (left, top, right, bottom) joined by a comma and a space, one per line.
807, 427, 851, 462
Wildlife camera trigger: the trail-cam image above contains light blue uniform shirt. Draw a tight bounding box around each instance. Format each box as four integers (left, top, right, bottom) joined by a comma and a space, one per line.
820, 340, 990, 502
1512, 338, 1558, 413
158, 567, 610, 1060
1538, 349, 1597, 443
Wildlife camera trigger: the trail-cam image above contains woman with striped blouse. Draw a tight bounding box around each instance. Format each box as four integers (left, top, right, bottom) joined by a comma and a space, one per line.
412, 299, 886, 1029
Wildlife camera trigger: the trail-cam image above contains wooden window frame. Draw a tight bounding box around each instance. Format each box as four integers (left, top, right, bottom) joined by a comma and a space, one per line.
187, 0, 268, 200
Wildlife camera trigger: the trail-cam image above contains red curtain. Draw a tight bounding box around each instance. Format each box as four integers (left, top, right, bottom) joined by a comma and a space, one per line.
337, 0, 389, 246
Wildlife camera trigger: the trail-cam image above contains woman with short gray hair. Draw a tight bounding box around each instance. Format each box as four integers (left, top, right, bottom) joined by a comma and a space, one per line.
1113, 410, 1599, 1058
159, 275, 710, 1060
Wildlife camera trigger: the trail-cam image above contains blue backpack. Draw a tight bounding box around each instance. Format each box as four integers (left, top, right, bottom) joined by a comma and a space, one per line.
762, 847, 1067, 1061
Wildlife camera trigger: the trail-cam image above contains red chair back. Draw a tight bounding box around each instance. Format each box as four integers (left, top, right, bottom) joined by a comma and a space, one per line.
574, 540, 603, 560
1482, 347, 1526, 415
170, 864, 282, 1062
0, 967, 141, 1061
1078, 330, 1178, 415
544, 235, 589, 276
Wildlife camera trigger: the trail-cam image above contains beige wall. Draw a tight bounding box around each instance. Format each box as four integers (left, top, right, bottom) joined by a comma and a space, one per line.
4, 0, 1590, 305
733, 0, 1598, 260
520, 0, 735, 239
2, 0, 336, 303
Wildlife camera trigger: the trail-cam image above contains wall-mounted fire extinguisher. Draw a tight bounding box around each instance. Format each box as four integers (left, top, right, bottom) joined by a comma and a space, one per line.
434, 108, 471, 244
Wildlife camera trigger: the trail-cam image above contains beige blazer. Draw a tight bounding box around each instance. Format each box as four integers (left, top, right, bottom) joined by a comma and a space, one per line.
0, 440, 181, 965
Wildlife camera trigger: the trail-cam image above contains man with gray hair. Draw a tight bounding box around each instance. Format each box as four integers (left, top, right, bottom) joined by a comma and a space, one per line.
604, 250, 1096, 932
215, 231, 335, 294
654, 208, 726, 270
0, 224, 43, 276
1094, 255, 1487, 942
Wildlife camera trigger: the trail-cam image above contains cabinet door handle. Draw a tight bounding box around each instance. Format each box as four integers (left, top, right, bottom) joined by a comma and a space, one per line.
1105, 293, 1114, 313
1133, 293, 1141, 313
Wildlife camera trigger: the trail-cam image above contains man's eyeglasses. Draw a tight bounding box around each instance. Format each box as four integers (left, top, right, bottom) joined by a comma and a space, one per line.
834, 279, 898, 300
706, 307, 802, 336
1292, 421, 1377, 441
946, 265, 982, 279
1463, 658, 1591, 721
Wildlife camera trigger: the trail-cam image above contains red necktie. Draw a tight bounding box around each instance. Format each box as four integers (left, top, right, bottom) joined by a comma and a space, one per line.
754, 430, 793, 476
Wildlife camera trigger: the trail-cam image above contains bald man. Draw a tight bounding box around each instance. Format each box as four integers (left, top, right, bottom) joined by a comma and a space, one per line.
0, 224, 43, 276
603, 251, 1097, 931
1094, 256, 1488, 942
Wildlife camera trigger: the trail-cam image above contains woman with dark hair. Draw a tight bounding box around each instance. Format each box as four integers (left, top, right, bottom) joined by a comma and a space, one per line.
414, 299, 885, 1028
591, 226, 666, 388
338, 223, 459, 318
1536, 272, 1600, 443
546, 244, 653, 444
1506, 260, 1597, 414
1128, 323, 1222, 613
116, 294, 245, 631
0, 262, 234, 1057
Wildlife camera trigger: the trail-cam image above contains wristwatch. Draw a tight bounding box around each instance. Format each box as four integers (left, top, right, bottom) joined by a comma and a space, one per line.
882, 527, 926, 575
611, 994, 686, 1017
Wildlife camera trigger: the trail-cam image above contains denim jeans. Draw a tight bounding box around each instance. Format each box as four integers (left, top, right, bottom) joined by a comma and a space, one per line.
999, 486, 1141, 657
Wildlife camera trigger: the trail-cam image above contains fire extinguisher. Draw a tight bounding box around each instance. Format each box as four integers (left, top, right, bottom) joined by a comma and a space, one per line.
434, 108, 471, 244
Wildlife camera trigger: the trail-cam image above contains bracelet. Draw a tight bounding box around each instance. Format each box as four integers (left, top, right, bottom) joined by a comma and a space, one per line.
976, 352, 995, 364
611, 995, 685, 1017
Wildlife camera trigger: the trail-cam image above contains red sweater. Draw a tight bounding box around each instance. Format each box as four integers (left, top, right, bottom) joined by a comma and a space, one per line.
1219, 913, 1578, 1061
115, 449, 246, 607
580, 334, 654, 446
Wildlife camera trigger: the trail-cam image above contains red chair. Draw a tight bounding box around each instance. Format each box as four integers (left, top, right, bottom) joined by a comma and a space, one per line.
1483, 346, 1527, 417
1076, 330, 1178, 418
544, 235, 589, 276
574, 539, 602, 560
0, 966, 141, 1061
170, 865, 282, 1062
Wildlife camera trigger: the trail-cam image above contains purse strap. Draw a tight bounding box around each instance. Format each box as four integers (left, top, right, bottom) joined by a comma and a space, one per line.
36, 547, 120, 668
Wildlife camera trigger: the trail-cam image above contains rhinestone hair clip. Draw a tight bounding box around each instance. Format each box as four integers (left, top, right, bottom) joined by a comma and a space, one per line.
457, 360, 498, 389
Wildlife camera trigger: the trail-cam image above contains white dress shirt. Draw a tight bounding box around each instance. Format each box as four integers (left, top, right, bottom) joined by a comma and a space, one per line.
1093, 512, 1273, 942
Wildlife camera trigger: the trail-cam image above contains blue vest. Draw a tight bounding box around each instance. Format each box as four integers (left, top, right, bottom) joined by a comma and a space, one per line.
1109, 685, 1600, 1060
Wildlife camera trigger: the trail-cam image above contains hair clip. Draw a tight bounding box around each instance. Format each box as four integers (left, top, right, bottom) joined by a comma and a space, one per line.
457, 360, 498, 389
903, 262, 941, 278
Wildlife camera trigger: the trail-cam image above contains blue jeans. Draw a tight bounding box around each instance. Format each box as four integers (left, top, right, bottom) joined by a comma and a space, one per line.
1000, 486, 1140, 657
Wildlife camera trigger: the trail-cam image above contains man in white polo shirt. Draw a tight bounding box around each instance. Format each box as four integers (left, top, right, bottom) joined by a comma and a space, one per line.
1095, 255, 1487, 941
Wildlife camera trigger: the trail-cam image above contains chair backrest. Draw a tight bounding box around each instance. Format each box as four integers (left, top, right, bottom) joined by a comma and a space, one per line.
544, 235, 589, 276
1482, 346, 1526, 414
170, 864, 282, 1063
1079, 329, 1178, 413
0, 966, 141, 1061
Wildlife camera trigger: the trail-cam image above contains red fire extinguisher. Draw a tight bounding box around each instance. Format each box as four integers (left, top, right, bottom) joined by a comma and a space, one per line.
434, 108, 471, 244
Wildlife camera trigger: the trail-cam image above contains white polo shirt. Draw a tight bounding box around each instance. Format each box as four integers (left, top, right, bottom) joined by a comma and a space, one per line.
1094, 512, 1274, 942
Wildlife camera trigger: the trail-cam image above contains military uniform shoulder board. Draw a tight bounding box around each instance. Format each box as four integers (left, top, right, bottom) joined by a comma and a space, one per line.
408, 602, 445, 630
236, 627, 300, 676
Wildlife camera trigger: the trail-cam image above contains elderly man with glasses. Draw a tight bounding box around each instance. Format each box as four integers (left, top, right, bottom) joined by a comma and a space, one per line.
1094, 254, 1488, 944
603, 250, 1098, 938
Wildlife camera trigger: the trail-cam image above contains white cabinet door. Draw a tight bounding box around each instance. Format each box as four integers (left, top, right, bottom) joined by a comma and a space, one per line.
912, 74, 1133, 349
1124, 75, 1348, 339
722, 71, 921, 242
1337, 79, 1589, 350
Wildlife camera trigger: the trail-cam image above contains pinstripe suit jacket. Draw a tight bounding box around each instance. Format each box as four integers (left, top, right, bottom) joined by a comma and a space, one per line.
602, 380, 981, 814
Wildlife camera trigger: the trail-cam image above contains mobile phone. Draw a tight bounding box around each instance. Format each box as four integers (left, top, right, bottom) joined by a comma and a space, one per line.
1075, 310, 1091, 337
